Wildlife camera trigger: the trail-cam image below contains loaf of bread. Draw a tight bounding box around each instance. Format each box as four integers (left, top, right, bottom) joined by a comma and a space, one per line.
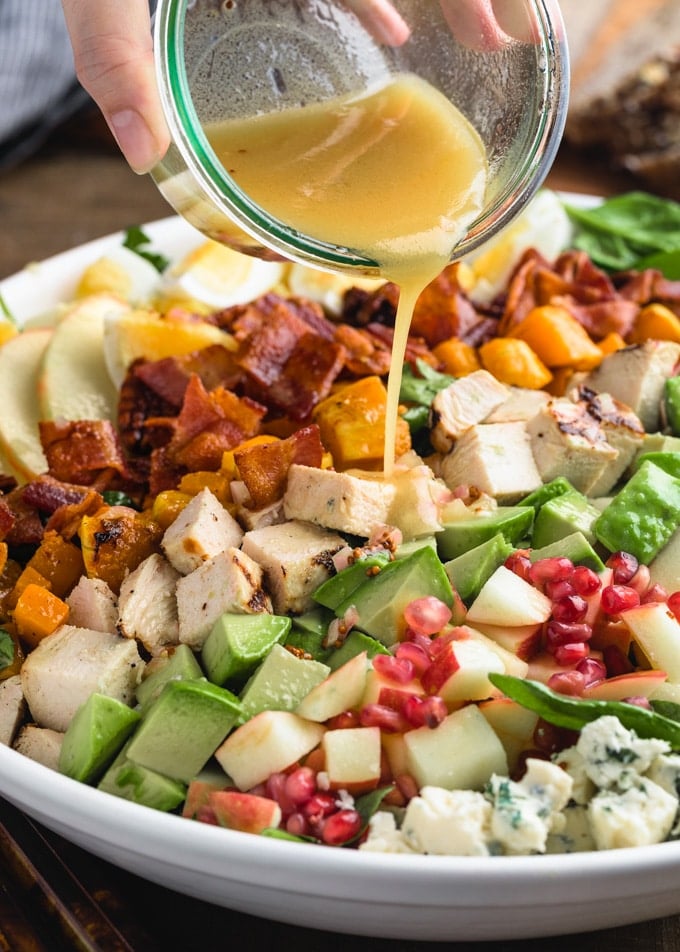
560, 0, 680, 199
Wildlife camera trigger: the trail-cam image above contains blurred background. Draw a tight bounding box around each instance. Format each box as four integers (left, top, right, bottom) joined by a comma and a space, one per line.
0, 0, 677, 279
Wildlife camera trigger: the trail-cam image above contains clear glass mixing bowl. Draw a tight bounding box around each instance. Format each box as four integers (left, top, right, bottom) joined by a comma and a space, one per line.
151, 0, 569, 275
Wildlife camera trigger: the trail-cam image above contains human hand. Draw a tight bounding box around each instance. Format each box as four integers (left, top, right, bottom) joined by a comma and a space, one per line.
60, 0, 170, 174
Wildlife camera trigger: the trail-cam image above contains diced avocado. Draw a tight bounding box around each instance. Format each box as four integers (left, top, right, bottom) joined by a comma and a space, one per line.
594, 460, 680, 563
126, 679, 241, 783
135, 644, 204, 712
313, 552, 392, 610
58, 693, 141, 784
665, 377, 680, 436
336, 545, 453, 647
444, 533, 513, 604
530, 531, 605, 572
98, 742, 186, 811
436, 506, 534, 561
519, 477, 575, 512
634, 452, 680, 480
202, 612, 291, 685
531, 489, 601, 548
649, 526, 680, 594
326, 630, 390, 671
285, 608, 334, 662
239, 643, 330, 718
394, 537, 437, 560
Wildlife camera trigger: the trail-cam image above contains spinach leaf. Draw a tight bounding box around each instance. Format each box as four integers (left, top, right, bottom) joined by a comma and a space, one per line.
399, 359, 453, 409
0, 628, 15, 671
564, 191, 680, 275
635, 248, 680, 280
123, 226, 170, 273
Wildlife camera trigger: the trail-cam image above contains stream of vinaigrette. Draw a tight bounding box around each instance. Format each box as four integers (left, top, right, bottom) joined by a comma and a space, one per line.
206, 73, 488, 476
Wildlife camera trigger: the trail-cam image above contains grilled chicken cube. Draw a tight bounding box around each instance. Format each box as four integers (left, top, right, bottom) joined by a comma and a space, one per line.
177, 547, 272, 650
440, 422, 543, 503
528, 399, 618, 495
576, 387, 645, 496
117, 553, 181, 656
66, 576, 118, 634
430, 370, 509, 453
162, 487, 244, 575
0, 675, 25, 746
20, 626, 144, 733
484, 387, 551, 424
13, 725, 63, 770
236, 500, 286, 531
284, 464, 396, 537
579, 340, 680, 432
241, 521, 346, 614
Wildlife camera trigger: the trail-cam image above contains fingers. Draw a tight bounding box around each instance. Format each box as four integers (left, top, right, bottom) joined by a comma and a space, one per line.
60, 0, 170, 173
342, 0, 411, 46
438, 0, 510, 51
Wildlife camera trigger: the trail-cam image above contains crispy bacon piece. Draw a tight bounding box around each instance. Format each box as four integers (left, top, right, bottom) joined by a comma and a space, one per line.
333, 323, 393, 377
0, 497, 15, 542
1, 487, 44, 548
234, 424, 325, 509
39, 420, 134, 488
237, 301, 311, 386
148, 375, 266, 494
21, 475, 93, 515
410, 263, 484, 346
134, 344, 241, 406
364, 324, 439, 369
341, 282, 400, 327
44, 489, 105, 541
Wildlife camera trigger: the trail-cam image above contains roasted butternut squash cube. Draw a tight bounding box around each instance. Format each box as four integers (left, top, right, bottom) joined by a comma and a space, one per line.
312, 376, 410, 471
25, 530, 85, 598
14, 583, 69, 648
79, 505, 163, 593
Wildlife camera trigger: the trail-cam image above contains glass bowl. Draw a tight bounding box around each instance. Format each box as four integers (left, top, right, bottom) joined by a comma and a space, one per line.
152, 0, 569, 276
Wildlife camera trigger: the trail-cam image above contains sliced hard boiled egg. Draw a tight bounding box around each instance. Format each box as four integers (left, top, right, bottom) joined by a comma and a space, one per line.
103, 309, 237, 388
160, 241, 288, 310
463, 189, 573, 305
75, 244, 162, 306
286, 263, 386, 316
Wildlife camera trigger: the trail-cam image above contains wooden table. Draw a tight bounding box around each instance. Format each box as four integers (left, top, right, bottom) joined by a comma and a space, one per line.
0, 127, 677, 952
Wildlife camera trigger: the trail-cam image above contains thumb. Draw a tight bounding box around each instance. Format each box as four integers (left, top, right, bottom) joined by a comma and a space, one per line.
61, 0, 170, 173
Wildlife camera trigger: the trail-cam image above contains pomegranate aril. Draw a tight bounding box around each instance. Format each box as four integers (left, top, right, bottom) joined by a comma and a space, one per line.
570, 565, 602, 597
284, 766, 317, 806
669, 591, 680, 621
359, 703, 409, 733
547, 670, 586, 695
576, 656, 607, 685
600, 584, 640, 615
551, 594, 588, 623
529, 557, 574, 589
265, 772, 296, 815
395, 641, 432, 677
319, 809, 363, 846
302, 792, 337, 824
602, 644, 635, 676
642, 582, 668, 604
544, 579, 574, 601
545, 620, 592, 649
606, 551, 638, 584
505, 551, 532, 581
628, 565, 651, 594
403, 694, 447, 729
403, 596, 452, 636
372, 653, 416, 684
554, 642, 590, 665
286, 812, 312, 837
534, 718, 579, 752
623, 695, 652, 710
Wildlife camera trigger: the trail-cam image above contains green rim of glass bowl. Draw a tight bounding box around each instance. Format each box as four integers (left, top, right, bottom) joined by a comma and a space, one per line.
155, 0, 569, 272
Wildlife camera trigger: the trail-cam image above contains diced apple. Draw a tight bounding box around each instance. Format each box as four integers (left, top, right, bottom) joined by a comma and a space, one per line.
584, 568, 613, 626
404, 705, 508, 791
462, 626, 529, 679
649, 681, 680, 704
295, 652, 368, 722
465, 566, 552, 627
421, 637, 504, 703
622, 603, 680, 683
322, 726, 382, 794
469, 621, 542, 661
182, 778, 228, 819
381, 732, 409, 779
208, 789, 282, 834
582, 669, 668, 701
361, 667, 424, 707
589, 617, 632, 655
526, 651, 587, 685
214, 710, 325, 791
478, 697, 539, 742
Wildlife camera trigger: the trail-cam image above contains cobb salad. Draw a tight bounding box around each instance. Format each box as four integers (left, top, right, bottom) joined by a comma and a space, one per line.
1, 189, 680, 858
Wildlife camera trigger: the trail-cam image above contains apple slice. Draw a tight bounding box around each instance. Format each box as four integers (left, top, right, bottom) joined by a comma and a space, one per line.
479, 697, 540, 773
582, 669, 668, 701
361, 667, 424, 707
465, 566, 552, 627
295, 651, 369, 722
421, 637, 504, 703
214, 710, 325, 791
38, 293, 128, 423
208, 790, 282, 834
622, 603, 680, 683
470, 621, 542, 661
322, 725, 382, 794
0, 328, 52, 479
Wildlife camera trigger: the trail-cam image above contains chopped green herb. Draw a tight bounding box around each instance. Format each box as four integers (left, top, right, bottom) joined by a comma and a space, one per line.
0, 628, 15, 671
0, 293, 17, 326
123, 226, 170, 273
399, 359, 454, 408
102, 490, 138, 509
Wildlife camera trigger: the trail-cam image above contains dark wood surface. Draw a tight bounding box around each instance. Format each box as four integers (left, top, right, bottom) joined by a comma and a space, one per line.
1, 121, 679, 951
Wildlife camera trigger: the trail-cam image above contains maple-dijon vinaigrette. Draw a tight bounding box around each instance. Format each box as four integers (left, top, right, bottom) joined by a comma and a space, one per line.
205, 73, 488, 475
